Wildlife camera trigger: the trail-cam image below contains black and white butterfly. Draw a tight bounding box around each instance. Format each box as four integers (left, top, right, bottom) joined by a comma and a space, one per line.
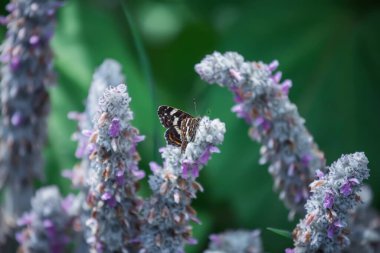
157, 105, 200, 152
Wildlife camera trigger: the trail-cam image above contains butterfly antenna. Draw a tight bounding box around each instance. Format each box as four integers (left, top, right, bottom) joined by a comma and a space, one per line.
193, 98, 198, 116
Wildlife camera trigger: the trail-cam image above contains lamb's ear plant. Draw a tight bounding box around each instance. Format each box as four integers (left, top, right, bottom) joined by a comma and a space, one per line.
65, 59, 125, 253
288, 152, 369, 253
0, 0, 62, 217
195, 51, 325, 219
84, 84, 145, 252
16, 186, 80, 253
140, 113, 226, 252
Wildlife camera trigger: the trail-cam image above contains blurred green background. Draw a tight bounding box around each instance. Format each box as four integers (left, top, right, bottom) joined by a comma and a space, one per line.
1, 0, 380, 252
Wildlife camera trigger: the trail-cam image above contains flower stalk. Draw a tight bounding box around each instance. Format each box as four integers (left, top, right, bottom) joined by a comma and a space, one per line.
290, 152, 369, 253
84, 84, 145, 253
195, 51, 325, 218
140, 117, 225, 253
0, 0, 62, 217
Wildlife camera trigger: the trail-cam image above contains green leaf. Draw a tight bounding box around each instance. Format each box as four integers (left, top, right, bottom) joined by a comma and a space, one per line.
266, 227, 292, 239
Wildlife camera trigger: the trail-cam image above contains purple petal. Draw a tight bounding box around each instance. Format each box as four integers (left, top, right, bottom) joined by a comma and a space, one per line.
29, 35, 40, 46
272, 71, 282, 83
254, 116, 265, 127
209, 146, 220, 153
116, 170, 125, 186
108, 118, 121, 138
86, 143, 96, 155
285, 249, 295, 253
82, 129, 92, 137
340, 181, 352, 197
333, 220, 344, 228
191, 165, 200, 178
228, 68, 243, 82
209, 234, 221, 245
149, 162, 161, 173
323, 192, 334, 209
132, 169, 145, 180
268, 60, 279, 71
15, 232, 25, 243
75, 143, 85, 158
11, 111, 23, 126
262, 120, 271, 131
133, 135, 145, 143
10, 56, 20, 70
61, 195, 74, 213
280, 80, 292, 95
6, 3, 15, 12
231, 104, 246, 119
101, 192, 116, 208
1, 53, 10, 63
294, 191, 303, 203
187, 237, 198, 245
327, 224, 336, 239
198, 149, 211, 165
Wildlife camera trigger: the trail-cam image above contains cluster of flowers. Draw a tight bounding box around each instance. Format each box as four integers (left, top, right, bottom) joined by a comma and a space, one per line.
195, 51, 325, 219
0, 0, 63, 217
0, 0, 378, 252
195, 52, 380, 252
289, 152, 369, 253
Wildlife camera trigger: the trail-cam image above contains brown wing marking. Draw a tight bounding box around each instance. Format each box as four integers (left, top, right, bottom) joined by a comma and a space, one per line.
180, 117, 200, 152
165, 127, 182, 147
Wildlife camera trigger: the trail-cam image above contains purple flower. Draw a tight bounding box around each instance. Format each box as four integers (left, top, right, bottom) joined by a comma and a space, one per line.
292, 153, 369, 252
11, 111, 23, 126
116, 170, 125, 185
272, 71, 282, 83
29, 35, 40, 46
280, 80, 292, 95
101, 192, 116, 208
268, 59, 279, 71
149, 162, 161, 173
323, 191, 334, 209
340, 178, 360, 197
108, 118, 121, 138
10, 56, 21, 70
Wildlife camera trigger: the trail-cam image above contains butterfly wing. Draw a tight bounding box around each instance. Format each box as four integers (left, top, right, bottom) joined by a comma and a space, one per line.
180, 117, 201, 152
157, 105, 199, 152
165, 127, 182, 147
157, 105, 193, 128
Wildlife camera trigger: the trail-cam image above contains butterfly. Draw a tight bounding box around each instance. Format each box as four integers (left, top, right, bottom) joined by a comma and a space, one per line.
157, 105, 200, 153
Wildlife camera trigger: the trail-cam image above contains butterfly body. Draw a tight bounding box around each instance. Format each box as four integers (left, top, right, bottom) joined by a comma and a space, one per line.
157, 106, 200, 152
